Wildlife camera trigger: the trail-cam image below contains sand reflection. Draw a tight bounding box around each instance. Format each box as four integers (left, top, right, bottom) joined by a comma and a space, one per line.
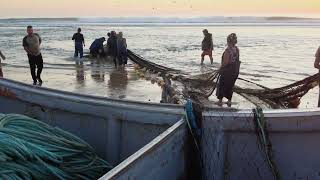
108, 69, 128, 99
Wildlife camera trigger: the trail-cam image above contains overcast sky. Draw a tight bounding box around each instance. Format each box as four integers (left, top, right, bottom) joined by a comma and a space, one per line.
1, 0, 319, 18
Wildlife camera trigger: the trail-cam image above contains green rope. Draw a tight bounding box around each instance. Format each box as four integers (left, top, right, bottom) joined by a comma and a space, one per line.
0, 114, 112, 179
253, 107, 281, 180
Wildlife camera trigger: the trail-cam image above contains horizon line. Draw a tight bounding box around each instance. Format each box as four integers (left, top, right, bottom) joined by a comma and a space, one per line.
0, 15, 320, 20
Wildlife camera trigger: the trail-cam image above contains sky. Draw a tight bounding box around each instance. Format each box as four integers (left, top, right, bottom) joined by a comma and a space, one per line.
0, 0, 320, 18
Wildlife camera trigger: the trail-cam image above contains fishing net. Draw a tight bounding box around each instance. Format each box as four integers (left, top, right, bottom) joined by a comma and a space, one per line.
128, 50, 319, 109
198, 107, 282, 180
235, 74, 319, 108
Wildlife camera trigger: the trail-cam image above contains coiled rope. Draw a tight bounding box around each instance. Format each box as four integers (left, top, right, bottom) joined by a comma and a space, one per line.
0, 114, 112, 180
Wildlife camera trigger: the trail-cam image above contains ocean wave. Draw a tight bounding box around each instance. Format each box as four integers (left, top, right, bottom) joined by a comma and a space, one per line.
165, 44, 200, 52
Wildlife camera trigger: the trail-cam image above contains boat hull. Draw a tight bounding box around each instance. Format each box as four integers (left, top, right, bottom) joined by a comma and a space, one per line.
0, 78, 184, 166
2, 78, 320, 179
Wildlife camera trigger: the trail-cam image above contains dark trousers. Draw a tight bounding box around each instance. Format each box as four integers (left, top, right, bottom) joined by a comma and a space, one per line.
28, 54, 43, 82
117, 52, 128, 66
74, 42, 83, 58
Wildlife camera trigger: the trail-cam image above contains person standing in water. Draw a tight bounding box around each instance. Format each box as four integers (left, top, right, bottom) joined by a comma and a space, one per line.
314, 46, 320, 107
0, 50, 6, 77
23, 26, 43, 85
216, 33, 240, 107
107, 31, 118, 67
201, 29, 214, 65
72, 28, 85, 59
117, 32, 128, 68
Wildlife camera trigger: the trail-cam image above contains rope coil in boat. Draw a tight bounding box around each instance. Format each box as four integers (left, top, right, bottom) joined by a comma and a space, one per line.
0, 114, 112, 179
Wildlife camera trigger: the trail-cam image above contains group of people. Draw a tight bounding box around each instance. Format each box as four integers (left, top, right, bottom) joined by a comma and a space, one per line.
72, 28, 128, 68
0, 26, 320, 108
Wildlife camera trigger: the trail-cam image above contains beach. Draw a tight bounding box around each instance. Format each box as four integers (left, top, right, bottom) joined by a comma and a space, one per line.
0, 18, 319, 108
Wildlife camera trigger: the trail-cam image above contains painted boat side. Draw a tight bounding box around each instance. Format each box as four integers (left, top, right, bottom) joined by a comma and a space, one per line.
100, 120, 188, 180
106, 109, 320, 179
0, 78, 185, 166
202, 108, 320, 179
3, 77, 320, 179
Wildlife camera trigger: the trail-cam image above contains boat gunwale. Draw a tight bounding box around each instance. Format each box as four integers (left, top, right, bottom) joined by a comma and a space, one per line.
0, 78, 184, 114
99, 119, 185, 180
2, 78, 320, 117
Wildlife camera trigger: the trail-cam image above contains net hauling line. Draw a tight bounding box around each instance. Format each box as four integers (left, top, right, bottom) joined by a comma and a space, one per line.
128, 50, 319, 109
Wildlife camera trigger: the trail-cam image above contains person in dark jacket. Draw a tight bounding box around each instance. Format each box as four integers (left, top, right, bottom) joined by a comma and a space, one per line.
89, 37, 106, 57
72, 28, 85, 58
117, 32, 128, 68
216, 33, 240, 107
107, 31, 118, 67
201, 29, 214, 65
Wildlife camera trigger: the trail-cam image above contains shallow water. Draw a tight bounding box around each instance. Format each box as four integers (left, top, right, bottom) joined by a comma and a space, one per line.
0, 19, 319, 108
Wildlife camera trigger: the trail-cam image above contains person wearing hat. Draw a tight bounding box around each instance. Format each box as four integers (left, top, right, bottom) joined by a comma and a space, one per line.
216, 33, 241, 107
201, 29, 214, 65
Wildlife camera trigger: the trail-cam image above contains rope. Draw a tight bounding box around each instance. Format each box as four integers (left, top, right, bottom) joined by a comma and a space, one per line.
185, 100, 201, 151
0, 114, 112, 179
252, 108, 281, 180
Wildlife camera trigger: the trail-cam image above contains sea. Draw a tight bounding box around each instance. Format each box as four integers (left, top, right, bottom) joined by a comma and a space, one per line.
0, 17, 319, 108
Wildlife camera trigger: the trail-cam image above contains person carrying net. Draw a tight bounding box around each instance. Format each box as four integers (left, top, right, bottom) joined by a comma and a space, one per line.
314, 46, 320, 107
216, 33, 241, 107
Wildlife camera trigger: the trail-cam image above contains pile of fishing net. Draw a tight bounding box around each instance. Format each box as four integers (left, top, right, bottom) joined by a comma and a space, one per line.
128, 50, 319, 109
0, 114, 112, 179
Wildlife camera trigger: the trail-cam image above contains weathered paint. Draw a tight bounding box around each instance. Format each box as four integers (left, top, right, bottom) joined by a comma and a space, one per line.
0, 86, 17, 99
201, 109, 320, 180
108, 108, 320, 180
3, 78, 320, 179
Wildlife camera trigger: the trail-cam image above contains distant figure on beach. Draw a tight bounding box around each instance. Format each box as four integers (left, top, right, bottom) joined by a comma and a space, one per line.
117, 32, 128, 68
314, 46, 320, 107
216, 33, 240, 107
0, 50, 6, 77
107, 31, 118, 67
72, 28, 85, 59
314, 46, 320, 69
0, 50, 5, 61
23, 26, 43, 85
201, 29, 214, 65
89, 37, 106, 58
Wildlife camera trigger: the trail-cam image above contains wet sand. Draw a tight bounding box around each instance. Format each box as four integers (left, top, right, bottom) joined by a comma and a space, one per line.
1, 57, 318, 109
1, 58, 162, 103
0, 57, 255, 109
